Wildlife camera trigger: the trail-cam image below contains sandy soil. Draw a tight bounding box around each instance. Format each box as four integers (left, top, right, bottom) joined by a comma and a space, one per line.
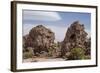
23, 58, 65, 63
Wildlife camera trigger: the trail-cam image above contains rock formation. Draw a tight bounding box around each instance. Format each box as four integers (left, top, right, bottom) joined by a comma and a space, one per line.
23, 25, 55, 56
61, 21, 88, 56
23, 21, 90, 60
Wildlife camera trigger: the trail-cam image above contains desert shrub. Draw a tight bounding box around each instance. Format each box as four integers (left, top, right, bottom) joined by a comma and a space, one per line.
47, 47, 54, 57
67, 48, 85, 60
23, 47, 34, 59
23, 52, 33, 59
48, 42, 61, 57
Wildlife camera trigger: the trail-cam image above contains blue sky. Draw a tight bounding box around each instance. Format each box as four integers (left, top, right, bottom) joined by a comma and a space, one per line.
22, 10, 91, 42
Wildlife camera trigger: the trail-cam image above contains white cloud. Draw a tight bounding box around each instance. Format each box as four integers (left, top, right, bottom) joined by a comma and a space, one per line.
23, 10, 61, 21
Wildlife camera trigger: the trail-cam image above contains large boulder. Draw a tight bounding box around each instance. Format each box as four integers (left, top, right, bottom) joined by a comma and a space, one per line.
61, 21, 88, 56
23, 25, 55, 55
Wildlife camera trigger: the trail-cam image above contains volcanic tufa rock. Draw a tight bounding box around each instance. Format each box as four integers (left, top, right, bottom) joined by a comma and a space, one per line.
61, 21, 88, 56
23, 25, 55, 55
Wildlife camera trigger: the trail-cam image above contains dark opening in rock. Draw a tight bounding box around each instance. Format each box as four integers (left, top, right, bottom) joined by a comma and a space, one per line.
70, 34, 76, 39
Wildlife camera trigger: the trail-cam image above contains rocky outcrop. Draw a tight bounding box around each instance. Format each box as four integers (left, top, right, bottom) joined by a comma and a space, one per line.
61, 21, 88, 56
84, 37, 91, 55
23, 21, 90, 60
23, 25, 55, 56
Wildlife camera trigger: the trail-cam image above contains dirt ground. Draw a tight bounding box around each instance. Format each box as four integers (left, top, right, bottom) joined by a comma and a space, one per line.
23, 58, 65, 63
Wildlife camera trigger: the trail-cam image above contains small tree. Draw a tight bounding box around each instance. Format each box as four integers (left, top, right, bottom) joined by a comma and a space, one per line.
67, 48, 85, 60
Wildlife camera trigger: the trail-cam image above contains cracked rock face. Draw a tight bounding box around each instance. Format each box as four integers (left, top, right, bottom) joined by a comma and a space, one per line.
23, 25, 55, 55
61, 21, 88, 56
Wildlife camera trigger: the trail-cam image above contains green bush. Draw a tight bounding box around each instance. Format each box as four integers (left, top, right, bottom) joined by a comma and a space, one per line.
23, 47, 33, 59
67, 48, 85, 60
23, 52, 33, 59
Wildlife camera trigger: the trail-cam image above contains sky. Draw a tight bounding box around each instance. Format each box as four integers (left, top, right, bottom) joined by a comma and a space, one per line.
22, 10, 91, 42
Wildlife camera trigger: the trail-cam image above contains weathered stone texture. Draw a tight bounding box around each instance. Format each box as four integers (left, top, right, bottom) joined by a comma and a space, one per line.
23, 25, 55, 56
61, 21, 88, 56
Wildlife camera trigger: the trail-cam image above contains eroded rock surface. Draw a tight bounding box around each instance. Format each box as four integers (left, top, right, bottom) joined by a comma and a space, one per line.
61, 21, 88, 56
23, 21, 90, 60
23, 25, 55, 56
